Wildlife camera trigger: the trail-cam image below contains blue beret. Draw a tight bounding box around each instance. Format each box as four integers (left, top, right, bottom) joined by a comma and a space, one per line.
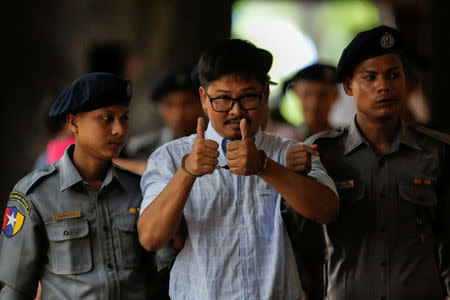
283, 63, 337, 93
49, 72, 132, 118
336, 25, 403, 82
150, 64, 197, 102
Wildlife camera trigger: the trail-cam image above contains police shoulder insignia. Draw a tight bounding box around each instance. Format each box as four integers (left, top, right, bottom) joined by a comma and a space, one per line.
9, 192, 31, 214
2, 207, 25, 237
381, 32, 395, 48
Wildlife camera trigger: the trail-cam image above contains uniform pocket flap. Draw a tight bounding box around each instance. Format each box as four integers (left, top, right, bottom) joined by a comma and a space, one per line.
115, 213, 138, 232
399, 183, 437, 207
46, 219, 89, 242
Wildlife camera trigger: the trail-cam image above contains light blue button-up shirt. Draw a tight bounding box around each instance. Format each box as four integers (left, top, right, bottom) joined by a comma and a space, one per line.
141, 123, 337, 300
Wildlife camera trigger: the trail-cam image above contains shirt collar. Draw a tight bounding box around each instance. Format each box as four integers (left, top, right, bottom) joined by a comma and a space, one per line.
397, 121, 423, 151
344, 117, 367, 156
59, 144, 126, 191
344, 117, 423, 156
59, 144, 84, 191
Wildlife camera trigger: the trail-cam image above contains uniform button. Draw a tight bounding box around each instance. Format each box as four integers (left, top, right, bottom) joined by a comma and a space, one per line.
63, 230, 69, 236
107, 263, 113, 269
103, 226, 109, 232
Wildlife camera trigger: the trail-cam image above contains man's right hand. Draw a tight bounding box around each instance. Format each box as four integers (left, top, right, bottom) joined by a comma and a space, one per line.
184, 117, 219, 176
286, 144, 319, 174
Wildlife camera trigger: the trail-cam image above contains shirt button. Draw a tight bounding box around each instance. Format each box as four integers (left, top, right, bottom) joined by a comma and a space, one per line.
380, 225, 386, 232
380, 296, 386, 300
63, 230, 69, 236
380, 260, 387, 267
103, 226, 109, 232
107, 263, 113, 269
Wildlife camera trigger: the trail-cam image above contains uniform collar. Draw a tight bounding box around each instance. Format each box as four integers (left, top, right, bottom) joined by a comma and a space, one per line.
396, 121, 423, 151
344, 117, 423, 156
344, 117, 367, 155
59, 145, 84, 191
59, 144, 126, 191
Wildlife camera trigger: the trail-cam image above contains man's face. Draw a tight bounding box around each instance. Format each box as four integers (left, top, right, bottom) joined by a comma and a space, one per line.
291, 80, 338, 129
68, 104, 129, 161
343, 53, 407, 122
199, 75, 268, 140
158, 90, 203, 134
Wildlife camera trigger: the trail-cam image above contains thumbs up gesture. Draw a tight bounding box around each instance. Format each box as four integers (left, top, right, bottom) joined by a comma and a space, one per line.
286, 144, 319, 174
183, 117, 219, 176
226, 118, 265, 175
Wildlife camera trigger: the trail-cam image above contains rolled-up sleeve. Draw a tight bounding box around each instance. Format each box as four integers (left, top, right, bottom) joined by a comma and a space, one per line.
139, 140, 192, 214
308, 154, 338, 196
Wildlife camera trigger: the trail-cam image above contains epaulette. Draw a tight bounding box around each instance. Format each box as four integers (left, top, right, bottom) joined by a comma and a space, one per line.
414, 125, 450, 145
14, 164, 57, 195
305, 127, 347, 145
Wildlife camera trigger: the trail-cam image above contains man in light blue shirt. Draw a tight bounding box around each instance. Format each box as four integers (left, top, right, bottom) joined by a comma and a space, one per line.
138, 39, 339, 300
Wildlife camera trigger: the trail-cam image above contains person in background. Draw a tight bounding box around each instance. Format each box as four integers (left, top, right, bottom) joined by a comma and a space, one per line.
124, 64, 204, 162
0, 72, 154, 299
287, 25, 450, 299
284, 63, 339, 141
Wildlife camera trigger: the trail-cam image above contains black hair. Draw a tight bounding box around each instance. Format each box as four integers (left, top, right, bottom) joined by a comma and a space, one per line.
197, 39, 273, 89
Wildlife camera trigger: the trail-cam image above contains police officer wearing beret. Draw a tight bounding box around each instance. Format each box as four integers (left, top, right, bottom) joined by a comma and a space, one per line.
124, 64, 204, 161
0, 73, 154, 299
284, 63, 339, 141
287, 25, 450, 299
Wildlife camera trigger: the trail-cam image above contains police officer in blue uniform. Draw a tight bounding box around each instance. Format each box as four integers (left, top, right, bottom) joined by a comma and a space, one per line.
0, 72, 154, 299
287, 25, 450, 299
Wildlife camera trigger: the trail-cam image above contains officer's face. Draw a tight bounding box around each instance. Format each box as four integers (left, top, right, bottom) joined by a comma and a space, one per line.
343, 53, 406, 122
158, 90, 203, 136
68, 104, 129, 160
291, 81, 338, 129
199, 74, 268, 140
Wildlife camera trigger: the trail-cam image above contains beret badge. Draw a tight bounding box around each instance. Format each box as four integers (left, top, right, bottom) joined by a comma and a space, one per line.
380, 32, 395, 49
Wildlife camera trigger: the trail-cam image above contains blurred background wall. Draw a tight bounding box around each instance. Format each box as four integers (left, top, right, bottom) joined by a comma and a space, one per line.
1, 0, 448, 213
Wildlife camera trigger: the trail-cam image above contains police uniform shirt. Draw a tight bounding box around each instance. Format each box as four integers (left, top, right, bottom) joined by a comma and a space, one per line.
0, 144, 152, 300
305, 119, 450, 299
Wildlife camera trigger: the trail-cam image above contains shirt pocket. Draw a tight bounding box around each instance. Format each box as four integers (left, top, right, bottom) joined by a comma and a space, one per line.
398, 181, 437, 240
113, 213, 142, 269
46, 218, 92, 275
327, 181, 367, 243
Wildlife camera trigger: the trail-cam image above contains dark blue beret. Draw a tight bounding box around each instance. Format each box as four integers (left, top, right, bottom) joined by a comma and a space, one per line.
283, 63, 337, 93
336, 25, 403, 82
49, 72, 132, 118
150, 64, 197, 102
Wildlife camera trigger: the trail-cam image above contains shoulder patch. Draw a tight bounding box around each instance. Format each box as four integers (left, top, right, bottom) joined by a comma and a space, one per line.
14, 164, 57, 195
305, 127, 347, 145
2, 207, 25, 237
8, 192, 31, 214
414, 125, 450, 145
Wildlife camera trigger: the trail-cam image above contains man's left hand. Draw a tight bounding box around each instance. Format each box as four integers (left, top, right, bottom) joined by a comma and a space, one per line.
226, 118, 264, 175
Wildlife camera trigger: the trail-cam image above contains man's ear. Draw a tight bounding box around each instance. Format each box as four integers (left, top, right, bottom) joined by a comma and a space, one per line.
342, 78, 353, 96
199, 87, 209, 115
66, 114, 79, 135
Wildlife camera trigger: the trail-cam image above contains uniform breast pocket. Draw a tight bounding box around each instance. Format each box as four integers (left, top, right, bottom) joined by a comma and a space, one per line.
327, 181, 367, 243
46, 218, 92, 275
113, 213, 142, 269
398, 181, 437, 239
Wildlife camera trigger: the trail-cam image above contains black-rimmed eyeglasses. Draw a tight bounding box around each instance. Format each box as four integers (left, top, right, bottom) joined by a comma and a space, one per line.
205, 90, 263, 112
